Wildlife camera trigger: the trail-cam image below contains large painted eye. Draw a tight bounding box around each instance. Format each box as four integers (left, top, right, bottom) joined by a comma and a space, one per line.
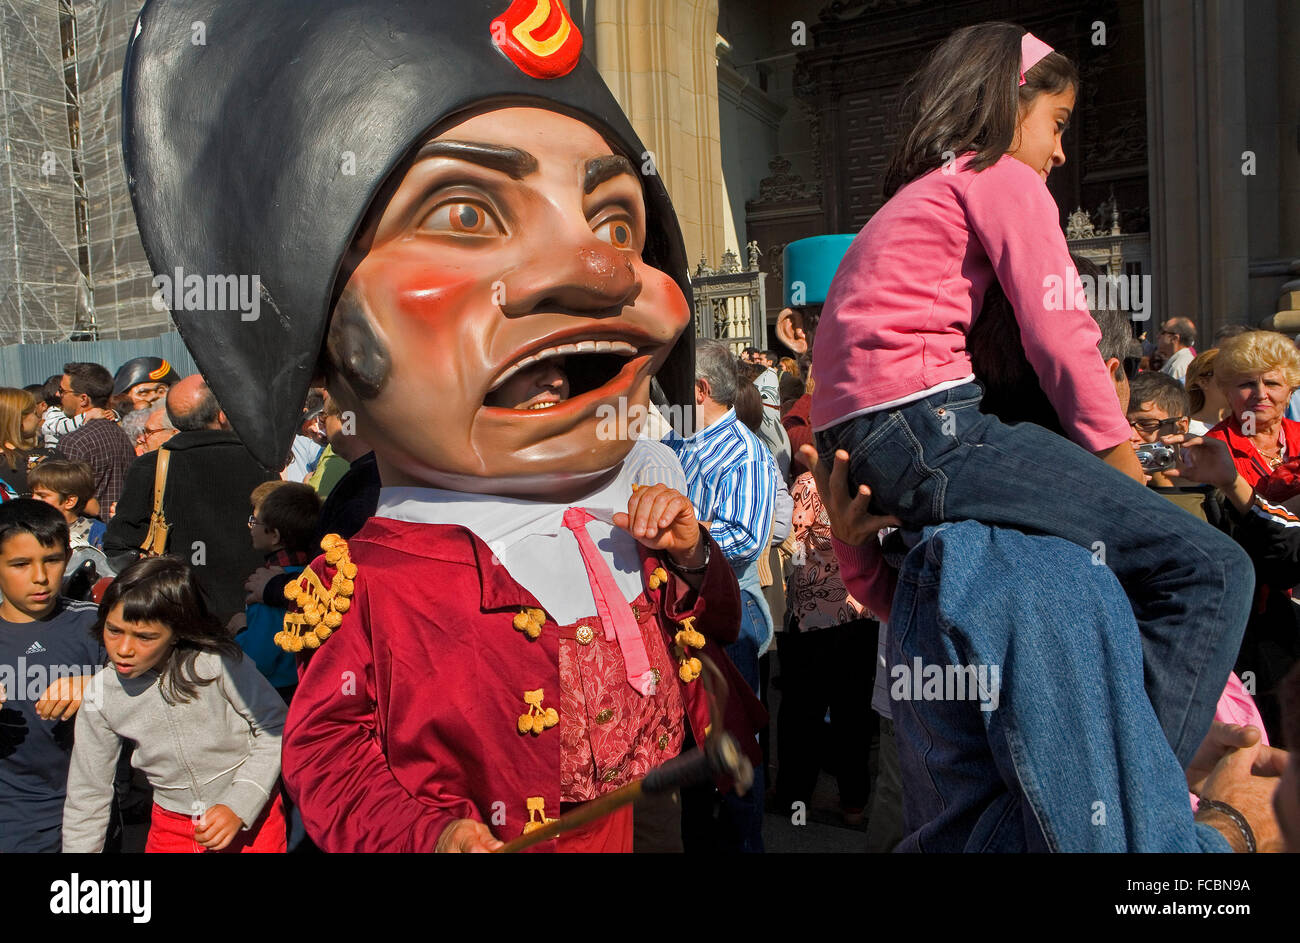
422, 202, 502, 236
594, 218, 635, 249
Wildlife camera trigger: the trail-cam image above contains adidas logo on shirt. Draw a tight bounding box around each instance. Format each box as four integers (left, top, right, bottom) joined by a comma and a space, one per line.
25, 641, 46, 655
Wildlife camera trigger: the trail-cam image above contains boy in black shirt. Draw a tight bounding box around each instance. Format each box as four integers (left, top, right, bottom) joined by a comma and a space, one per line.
0, 499, 102, 852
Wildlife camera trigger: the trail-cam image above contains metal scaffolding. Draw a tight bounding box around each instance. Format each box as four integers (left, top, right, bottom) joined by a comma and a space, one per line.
0, 0, 161, 346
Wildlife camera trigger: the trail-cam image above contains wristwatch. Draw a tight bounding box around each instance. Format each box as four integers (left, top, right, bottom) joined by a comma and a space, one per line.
667, 536, 710, 574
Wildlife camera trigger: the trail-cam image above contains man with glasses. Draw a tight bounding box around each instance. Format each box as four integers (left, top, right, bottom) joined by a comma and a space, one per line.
105, 375, 275, 623
53, 363, 137, 517
135, 408, 176, 455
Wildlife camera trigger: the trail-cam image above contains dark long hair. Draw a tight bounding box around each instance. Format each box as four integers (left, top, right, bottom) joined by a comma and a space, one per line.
968, 255, 1121, 435
733, 382, 764, 433
94, 556, 241, 704
883, 22, 1078, 199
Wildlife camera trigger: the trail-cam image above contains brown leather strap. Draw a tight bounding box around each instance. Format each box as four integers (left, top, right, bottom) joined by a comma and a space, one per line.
141, 446, 171, 556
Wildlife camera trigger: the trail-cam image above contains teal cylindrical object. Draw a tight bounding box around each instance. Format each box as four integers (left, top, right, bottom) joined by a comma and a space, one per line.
782, 234, 855, 307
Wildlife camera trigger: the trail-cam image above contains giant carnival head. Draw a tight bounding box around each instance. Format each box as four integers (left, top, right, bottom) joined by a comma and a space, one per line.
124, 0, 694, 497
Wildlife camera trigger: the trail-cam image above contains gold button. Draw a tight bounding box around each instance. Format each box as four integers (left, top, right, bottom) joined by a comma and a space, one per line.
650, 667, 661, 685
602, 768, 620, 783
595, 708, 615, 724
657, 733, 669, 750
575, 624, 594, 645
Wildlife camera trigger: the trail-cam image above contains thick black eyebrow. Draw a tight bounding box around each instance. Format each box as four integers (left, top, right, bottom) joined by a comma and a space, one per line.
584, 155, 636, 194
412, 140, 538, 179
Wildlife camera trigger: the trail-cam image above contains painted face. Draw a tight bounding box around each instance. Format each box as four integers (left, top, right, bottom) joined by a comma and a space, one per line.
1224, 369, 1292, 428
128, 382, 170, 412
1008, 86, 1074, 183
102, 602, 175, 679
328, 107, 690, 497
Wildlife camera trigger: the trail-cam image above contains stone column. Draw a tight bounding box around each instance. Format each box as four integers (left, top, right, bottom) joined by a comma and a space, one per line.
1145, 0, 1249, 339
592, 0, 726, 267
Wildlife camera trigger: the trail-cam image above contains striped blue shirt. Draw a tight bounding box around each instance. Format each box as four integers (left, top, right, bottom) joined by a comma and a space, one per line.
664, 408, 778, 566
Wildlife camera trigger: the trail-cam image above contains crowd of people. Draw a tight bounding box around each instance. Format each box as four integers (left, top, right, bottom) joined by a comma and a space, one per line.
0, 6, 1297, 859
0, 355, 384, 852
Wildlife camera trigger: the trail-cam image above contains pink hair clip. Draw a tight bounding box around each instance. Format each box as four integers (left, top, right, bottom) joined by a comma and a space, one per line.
1019, 32, 1054, 86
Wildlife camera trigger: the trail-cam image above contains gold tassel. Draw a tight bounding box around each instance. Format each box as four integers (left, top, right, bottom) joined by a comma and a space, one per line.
277, 534, 357, 652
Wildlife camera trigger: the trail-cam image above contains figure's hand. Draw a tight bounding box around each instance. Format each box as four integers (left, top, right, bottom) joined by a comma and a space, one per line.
613, 483, 704, 569
1197, 742, 1285, 852
82, 407, 107, 421
436, 819, 503, 853
193, 804, 243, 851
35, 675, 93, 721
799, 445, 900, 546
226, 613, 247, 634
244, 565, 285, 604
1161, 434, 1237, 489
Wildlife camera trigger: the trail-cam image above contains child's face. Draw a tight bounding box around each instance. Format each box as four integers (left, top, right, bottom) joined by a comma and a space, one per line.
0, 533, 69, 622
103, 601, 174, 679
31, 487, 78, 523
1009, 86, 1075, 183
248, 511, 281, 553
20, 408, 39, 439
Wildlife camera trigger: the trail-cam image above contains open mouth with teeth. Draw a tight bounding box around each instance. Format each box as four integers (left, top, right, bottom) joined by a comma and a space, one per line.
484, 339, 642, 412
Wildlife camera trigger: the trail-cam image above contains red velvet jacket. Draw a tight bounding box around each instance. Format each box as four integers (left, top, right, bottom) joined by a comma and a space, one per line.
281, 516, 765, 852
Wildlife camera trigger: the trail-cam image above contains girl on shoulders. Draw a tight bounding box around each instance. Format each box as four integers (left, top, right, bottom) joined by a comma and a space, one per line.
811, 22, 1253, 769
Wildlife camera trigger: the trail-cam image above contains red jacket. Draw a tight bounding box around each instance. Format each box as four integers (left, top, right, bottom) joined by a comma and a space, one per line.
783, 393, 813, 479
281, 517, 764, 852
1205, 415, 1300, 490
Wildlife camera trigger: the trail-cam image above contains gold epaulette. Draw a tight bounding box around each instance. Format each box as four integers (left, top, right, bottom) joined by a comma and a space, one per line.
275, 534, 357, 652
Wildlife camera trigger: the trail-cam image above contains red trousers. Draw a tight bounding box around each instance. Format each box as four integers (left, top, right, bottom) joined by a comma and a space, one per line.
554, 803, 633, 853
145, 793, 286, 853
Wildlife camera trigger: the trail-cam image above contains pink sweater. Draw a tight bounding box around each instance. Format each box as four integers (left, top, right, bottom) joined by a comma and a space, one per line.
810, 153, 1131, 453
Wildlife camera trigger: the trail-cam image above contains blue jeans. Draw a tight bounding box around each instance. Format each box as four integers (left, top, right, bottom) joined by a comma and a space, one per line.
732, 558, 774, 661
889, 521, 1230, 852
817, 382, 1254, 768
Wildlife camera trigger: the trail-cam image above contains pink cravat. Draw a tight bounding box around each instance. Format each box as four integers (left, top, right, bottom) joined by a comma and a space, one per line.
562, 507, 657, 697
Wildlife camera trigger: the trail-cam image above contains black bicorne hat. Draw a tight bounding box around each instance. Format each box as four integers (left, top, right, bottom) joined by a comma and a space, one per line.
111, 356, 178, 397
123, 0, 695, 470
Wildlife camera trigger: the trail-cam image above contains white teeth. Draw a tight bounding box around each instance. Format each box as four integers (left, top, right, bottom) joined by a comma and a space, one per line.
526, 402, 557, 411
488, 339, 639, 393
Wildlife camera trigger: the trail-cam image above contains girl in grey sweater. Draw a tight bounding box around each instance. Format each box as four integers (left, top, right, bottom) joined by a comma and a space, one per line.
62, 557, 287, 853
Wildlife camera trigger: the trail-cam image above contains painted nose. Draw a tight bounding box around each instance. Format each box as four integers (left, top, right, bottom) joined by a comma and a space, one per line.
500, 242, 641, 317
